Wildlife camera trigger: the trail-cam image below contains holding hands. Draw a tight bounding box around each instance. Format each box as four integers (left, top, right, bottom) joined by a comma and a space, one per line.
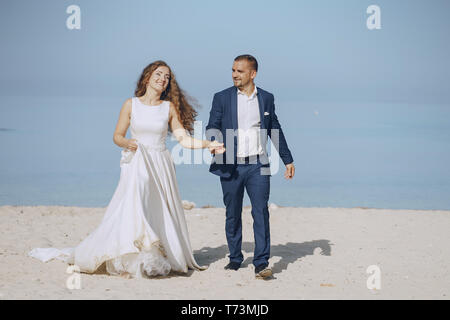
208, 140, 225, 154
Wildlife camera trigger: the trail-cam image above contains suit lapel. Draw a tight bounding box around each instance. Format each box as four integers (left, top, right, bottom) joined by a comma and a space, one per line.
256, 88, 266, 129
230, 87, 238, 130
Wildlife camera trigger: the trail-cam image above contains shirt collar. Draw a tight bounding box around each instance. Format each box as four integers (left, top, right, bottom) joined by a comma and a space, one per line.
237, 85, 258, 99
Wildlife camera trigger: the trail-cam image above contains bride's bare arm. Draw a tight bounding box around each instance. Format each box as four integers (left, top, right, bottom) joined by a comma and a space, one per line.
169, 103, 222, 150
113, 99, 137, 150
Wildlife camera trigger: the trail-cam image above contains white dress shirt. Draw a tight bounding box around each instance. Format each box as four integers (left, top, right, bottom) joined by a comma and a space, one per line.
236, 86, 264, 158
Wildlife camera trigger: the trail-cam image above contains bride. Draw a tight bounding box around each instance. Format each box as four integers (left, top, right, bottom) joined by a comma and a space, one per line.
28, 60, 225, 278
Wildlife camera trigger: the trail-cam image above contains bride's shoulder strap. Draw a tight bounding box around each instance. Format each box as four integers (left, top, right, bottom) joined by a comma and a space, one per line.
130, 97, 137, 115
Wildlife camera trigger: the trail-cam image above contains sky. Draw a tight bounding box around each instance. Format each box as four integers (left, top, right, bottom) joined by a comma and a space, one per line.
1, 1, 450, 209
1, 0, 450, 104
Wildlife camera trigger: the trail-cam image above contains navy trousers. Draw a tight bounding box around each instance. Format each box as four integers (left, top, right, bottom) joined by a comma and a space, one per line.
220, 159, 271, 268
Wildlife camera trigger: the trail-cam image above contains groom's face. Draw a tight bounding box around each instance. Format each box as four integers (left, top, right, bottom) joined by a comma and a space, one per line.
232, 60, 256, 89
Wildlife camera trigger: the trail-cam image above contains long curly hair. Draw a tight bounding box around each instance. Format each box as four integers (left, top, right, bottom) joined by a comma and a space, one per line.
134, 60, 199, 134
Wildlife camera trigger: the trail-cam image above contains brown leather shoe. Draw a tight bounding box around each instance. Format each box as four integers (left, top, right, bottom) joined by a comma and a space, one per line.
255, 267, 273, 279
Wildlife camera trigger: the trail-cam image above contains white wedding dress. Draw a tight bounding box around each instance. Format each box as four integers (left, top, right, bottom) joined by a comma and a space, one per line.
29, 97, 207, 278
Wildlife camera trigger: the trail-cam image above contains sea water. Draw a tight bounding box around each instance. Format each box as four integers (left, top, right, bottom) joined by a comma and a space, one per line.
1, 96, 449, 210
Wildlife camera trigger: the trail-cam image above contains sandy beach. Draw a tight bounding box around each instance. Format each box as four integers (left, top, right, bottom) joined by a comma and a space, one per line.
0, 204, 449, 300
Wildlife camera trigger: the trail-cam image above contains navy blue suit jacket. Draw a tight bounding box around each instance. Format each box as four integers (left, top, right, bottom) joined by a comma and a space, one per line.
206, 86, 293, 178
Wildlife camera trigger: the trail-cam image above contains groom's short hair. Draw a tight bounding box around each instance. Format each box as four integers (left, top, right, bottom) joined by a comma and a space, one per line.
234, 54, 258, 72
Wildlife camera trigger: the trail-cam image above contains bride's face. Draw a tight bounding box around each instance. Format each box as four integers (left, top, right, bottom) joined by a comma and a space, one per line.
147, 66, 170, 94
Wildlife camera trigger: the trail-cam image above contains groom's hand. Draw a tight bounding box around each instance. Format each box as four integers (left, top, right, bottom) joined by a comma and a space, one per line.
209, 146, 226, 154
208, 141, 226, 154
284, 163, 295, 179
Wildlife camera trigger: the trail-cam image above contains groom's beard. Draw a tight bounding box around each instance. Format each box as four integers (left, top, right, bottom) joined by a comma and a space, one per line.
233, 78, 251, 89
234, 82, 246, 90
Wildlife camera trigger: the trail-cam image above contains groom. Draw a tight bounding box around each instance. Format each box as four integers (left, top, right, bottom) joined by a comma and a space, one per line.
206, 54, 295, 279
